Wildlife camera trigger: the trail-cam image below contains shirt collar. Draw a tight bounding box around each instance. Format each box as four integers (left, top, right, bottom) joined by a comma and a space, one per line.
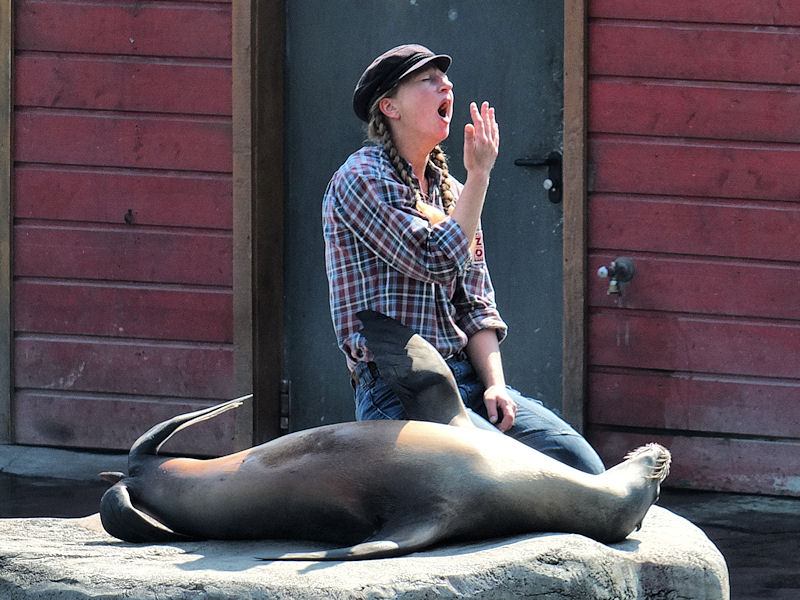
378, 144, 444, 190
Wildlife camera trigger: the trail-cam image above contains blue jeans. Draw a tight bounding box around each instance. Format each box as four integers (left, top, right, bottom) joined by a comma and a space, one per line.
352, 356, 605, 474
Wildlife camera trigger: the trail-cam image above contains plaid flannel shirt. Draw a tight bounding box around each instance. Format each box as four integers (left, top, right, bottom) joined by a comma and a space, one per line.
323, 144, 507, 369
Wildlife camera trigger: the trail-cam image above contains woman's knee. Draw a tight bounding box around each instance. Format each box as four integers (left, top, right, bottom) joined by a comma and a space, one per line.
507, 391, 605, 474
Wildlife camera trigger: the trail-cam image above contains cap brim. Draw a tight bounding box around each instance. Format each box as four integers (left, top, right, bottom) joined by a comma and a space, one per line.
398, 54, 452, 81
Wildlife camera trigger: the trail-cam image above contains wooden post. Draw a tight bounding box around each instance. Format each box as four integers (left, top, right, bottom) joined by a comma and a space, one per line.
232, 0, 285, 447
0, 0, 12, 443
232, 0, 255, 449
562, 0, 588, 432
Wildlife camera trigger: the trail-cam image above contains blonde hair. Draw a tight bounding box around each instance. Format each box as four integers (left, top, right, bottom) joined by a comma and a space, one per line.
367, 102, 456, 223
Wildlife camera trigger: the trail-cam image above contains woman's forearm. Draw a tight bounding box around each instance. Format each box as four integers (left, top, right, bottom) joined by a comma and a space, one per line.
465, 327, 506, 389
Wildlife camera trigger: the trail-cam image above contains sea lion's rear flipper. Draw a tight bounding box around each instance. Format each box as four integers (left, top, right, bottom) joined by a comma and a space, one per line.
357, 310, 472, 428
129, 394, 252, 459
100, 483, 195, 543
257, 520, 445, 561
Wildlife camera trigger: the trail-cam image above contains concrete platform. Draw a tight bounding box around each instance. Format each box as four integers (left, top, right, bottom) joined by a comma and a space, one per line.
0, 505, 728, 599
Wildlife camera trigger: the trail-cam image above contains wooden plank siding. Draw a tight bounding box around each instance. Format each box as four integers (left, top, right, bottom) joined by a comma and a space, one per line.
587, 1, 800, 495
1, 0, 12, 443
11, 0, 236, 454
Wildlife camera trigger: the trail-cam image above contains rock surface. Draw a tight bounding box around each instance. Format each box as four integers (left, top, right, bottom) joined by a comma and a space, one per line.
0, 506, 727, 599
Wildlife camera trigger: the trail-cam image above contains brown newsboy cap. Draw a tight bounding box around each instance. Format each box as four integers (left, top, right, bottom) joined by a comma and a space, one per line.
352, 44, 452, 122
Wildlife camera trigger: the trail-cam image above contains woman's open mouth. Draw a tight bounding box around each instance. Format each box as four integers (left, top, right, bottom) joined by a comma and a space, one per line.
438, 98, 452, 121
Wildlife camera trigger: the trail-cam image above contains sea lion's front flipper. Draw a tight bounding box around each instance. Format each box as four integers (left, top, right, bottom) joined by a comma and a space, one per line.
357, 310, 472, 427
99, 482, 196, 543
257, 520, 445, 561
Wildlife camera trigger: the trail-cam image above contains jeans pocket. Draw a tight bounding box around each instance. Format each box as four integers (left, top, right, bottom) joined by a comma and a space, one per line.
355, 378, 406, 421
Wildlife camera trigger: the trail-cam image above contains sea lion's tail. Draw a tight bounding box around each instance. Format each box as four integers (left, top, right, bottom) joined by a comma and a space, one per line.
129, 394, 252, 459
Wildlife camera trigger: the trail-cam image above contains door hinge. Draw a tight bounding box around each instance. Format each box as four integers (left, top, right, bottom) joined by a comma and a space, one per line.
280, 379, 291, 433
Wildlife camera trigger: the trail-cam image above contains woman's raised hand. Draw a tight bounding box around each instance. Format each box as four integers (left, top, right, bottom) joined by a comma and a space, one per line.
463, 101, 500, 177
450, 101, 499, 241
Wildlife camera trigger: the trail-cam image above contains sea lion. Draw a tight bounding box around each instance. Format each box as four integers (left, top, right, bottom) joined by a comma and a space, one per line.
99, 311, 670, 560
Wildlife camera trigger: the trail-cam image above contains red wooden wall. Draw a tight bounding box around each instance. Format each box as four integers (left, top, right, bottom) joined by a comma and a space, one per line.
11, 0, 236, 455
586, 1, 800, 495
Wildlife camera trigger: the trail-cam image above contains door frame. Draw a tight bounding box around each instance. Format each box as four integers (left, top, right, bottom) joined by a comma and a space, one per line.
233, 0, 591, 435
232, 0, 286, 446
562, 0, 589, 431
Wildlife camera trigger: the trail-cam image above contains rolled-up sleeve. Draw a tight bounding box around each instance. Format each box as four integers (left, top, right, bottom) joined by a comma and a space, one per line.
451, 237, 508, 343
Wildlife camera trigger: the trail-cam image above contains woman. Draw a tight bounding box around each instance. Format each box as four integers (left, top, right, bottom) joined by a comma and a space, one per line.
323, 44, 604, 474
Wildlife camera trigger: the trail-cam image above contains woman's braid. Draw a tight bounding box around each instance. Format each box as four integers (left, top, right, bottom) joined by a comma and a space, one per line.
429, 145, 455, 215
371, 110, 422, 205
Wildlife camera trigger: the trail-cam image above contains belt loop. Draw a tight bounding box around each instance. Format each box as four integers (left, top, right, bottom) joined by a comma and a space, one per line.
368, 362, 380, 379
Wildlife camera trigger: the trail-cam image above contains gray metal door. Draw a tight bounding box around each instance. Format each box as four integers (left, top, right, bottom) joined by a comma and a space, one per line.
284, 1, 565, 429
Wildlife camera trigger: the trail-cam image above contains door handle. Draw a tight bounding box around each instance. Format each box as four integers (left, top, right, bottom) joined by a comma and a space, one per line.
514, 151, 562, 204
